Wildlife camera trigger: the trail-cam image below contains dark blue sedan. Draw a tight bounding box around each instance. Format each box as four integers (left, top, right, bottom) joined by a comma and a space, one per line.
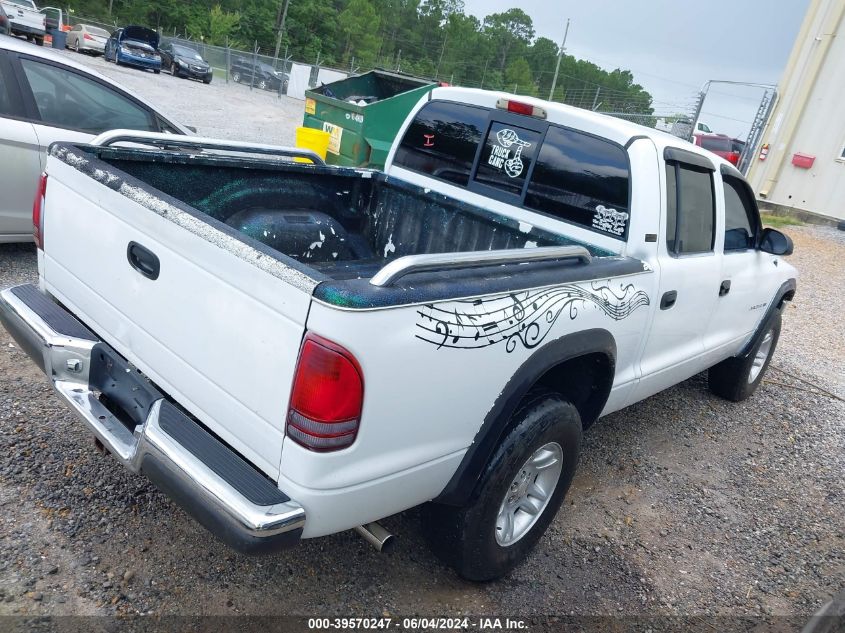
104, 25, 161, 73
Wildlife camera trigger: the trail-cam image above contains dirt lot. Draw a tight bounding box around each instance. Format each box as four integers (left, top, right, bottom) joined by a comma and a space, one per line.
0, 48, 844, 627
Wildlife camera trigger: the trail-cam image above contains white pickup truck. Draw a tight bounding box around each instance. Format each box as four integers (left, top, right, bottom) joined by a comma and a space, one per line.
0, 88, 796, 581
0, 0, 45, 45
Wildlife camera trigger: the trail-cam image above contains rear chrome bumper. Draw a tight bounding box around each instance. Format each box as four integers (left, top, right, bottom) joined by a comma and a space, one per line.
0, 284, 305, 554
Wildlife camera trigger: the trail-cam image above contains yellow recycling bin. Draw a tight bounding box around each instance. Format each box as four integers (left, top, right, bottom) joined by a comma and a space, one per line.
294, 126, 330, 163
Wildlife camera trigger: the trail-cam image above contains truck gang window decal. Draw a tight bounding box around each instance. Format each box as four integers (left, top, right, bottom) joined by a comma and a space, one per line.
488, 128, 532, 178
416, 281, 650, 352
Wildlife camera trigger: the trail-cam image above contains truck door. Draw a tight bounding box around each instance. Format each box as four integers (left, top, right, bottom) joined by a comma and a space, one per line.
633, 149, 723, 401
704, 169, 777, 362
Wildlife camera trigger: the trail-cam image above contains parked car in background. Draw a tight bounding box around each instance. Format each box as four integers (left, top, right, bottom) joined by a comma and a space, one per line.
0, 0, 45, 45
66, 23, 109, 55
229, 56, 288, 92
694, 133, 741, 166
158, 41, 212, 84
104, 25, 161, 73
0, 35, 189, 242
0, 4, 10, 35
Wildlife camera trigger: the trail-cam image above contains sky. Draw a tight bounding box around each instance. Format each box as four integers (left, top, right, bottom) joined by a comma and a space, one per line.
462, 0, 810, 140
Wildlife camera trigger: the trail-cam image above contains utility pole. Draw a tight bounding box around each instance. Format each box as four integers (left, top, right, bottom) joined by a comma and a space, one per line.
548, 18, 570, 101
435, 33, 447, 79
273, 0, 291, 63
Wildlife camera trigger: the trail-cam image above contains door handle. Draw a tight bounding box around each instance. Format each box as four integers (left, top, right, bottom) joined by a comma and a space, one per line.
719, 280, 731, 296
127, 241, 160, 280
660, 290, 677, 310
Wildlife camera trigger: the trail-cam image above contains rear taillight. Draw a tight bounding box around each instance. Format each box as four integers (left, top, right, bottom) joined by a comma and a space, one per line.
496, 97, 547, 119
286, 333, 363, 451
83, 33, 93, 40
32, 172, 47, 250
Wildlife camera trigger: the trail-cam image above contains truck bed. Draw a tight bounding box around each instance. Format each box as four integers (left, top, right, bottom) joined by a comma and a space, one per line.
51, 142, 641, 309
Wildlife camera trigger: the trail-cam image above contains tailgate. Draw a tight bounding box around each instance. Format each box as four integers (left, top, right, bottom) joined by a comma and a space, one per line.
39, 155, 317, 479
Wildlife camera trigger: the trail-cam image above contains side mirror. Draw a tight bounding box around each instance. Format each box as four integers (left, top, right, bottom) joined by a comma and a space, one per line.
185, 125, 197, 133
759, 227, 793, 256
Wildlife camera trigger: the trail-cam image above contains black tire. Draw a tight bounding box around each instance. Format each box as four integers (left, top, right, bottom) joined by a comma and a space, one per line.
203, 76, 212, 84
35, 36, 44, 47
231, 71, 240, 83
258, 79, 268, 90
154, 68, 160, 74
422, 390, 581, 581
282, 79, 289, 93
708, 311, 782, 402
73, 40, 80, 53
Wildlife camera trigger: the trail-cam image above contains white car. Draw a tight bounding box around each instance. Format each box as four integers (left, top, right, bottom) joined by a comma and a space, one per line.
65, 23, 109, 55
0, 35, 189, 243
0, 88, 797, 581
0, 0, 45, 45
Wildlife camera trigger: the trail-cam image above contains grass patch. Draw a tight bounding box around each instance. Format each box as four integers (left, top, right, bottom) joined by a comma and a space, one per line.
760, 213, 803, 228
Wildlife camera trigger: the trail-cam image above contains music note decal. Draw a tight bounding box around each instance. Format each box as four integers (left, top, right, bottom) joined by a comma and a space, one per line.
415, 281, 650, 352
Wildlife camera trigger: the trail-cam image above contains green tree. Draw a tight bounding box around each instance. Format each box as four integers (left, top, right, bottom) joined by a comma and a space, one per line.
482, 8, 534, 71
504, 57, 535, 95
338, 0, 381, 65
186, 5, 239, 45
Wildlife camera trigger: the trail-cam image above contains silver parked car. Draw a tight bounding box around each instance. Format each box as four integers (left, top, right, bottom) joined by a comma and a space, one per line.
0, 35, 191, 242
66, 23, 109, 55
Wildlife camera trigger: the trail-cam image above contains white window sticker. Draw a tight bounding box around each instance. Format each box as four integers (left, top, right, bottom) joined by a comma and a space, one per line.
488, 128, 532, 178
592, 204, 628, 236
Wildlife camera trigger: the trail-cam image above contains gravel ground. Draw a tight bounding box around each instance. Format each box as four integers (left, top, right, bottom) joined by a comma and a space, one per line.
1, 49, 844, 625
52, 48, 305, 145
1, 225, 843, 624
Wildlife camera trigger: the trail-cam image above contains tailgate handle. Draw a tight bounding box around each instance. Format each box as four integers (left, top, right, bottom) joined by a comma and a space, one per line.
127, 242, 160, 280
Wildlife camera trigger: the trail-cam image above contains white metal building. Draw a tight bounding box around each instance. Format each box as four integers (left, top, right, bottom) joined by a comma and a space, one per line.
747, 0, 845, 221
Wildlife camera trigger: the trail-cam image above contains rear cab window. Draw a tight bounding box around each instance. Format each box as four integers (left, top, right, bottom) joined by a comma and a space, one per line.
393, 100, 632, 240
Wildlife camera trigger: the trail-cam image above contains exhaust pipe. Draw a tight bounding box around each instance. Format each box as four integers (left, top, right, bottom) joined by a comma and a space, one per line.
354, 522, 395, 552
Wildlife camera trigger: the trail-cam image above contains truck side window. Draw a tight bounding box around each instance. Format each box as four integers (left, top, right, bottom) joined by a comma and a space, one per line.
722, 176, 758, 251
392, 101, 487, 187
524, 126, 631, 239
665, 162, 714, 255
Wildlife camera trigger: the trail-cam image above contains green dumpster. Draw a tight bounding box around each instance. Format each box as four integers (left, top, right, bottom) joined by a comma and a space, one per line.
302, 70, 437, 169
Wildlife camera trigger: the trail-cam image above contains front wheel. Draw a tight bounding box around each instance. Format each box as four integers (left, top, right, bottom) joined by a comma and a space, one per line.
257, 79, 268, 90
709, 312, 782, 401
154, 69, 160, 74
422, 391, 581, 581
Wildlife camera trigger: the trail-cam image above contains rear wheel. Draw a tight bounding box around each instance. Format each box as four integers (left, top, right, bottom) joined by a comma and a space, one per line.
257, 79, 268, 90
231, 70, 241, 83
154, 68, 160, 74
422, 390, 581, 581
73, 39, 80, 53
708, 312, 782, 402
35, 36, 44, 46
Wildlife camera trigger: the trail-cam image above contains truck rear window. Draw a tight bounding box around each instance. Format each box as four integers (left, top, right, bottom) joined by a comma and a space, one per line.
525, 127, 630, 238
392, 101, 487, 187
394, 100, 632, 240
